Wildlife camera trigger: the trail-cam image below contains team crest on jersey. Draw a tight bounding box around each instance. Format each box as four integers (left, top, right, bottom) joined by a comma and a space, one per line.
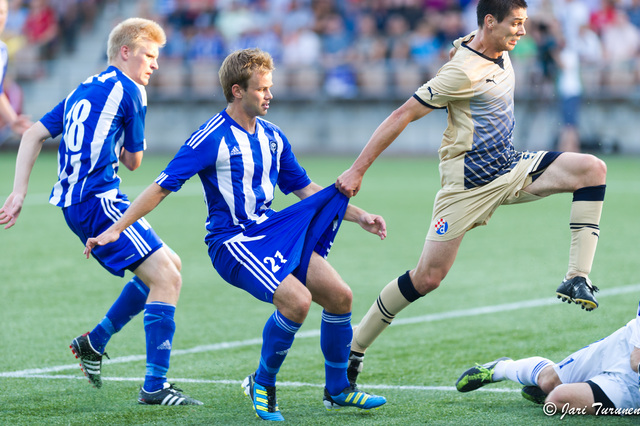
434, 218, 448, 235
270, 140, 277, 154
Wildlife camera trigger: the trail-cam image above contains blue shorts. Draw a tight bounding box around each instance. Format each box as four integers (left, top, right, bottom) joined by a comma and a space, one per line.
210, 185, 349, 303
62, 190, 163, 277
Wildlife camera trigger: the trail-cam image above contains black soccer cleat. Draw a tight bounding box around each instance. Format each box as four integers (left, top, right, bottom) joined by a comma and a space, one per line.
556, 276, 599, 311
521, 386, 547, 405
70, 332, 108, 388
138, 382, 203, 405
455, 357, 512, 392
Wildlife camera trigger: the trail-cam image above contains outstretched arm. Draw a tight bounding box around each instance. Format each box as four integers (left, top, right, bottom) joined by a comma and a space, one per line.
0, 92, 32, 135
0, 121, 51, 229
336, 96, 432, 198
293, 182, 387, 240
84, 182, 171, 257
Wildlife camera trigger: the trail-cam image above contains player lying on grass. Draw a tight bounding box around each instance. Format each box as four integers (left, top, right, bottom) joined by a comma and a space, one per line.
0, 18, 201, 405
84, 48, 387, 421
456, 301, 640, 416
335, 0, 606, 388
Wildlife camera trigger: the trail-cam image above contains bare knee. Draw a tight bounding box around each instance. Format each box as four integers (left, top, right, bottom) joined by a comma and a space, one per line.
323, 284, 352, 314
581, 155, 607, 187
410, 270, 442, 295
537, 366, 561, 395
274, 286, 312, 323
150, 264, 182, 294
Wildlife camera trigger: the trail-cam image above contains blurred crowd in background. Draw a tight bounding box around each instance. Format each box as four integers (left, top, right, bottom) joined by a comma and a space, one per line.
3, 0, 640, 102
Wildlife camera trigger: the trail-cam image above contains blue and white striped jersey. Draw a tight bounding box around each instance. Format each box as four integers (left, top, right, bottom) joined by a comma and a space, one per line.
40, 66, 147, 207
0, 41, 8, 93
155, 109, 311, 246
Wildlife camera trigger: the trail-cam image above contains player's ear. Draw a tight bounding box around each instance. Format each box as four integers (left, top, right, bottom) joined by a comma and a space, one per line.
120, 45, 130, 61
231, 83, 243, 100
485, 14, 496, 29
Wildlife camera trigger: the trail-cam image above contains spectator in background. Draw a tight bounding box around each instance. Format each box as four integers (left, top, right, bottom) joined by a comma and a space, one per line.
282, 25, 322, 67
22, 0, 59, 61
160, 24, 188, 61
575, 23, 603, 66
556, 44, 583, 152
627, 0, 640, 28
51, 0, 81, 54
600, 8, 640, 90
280, 0, 314, 37
187, 25, 226, 63
409, 16, 443, 72
0, 0, 31, 144
215, 0, 254, 43
384, 13, 411, 63
436, 7, 468, 45
349, 12, 387, 65
319, 13, 357, 97
589, 0, 617, 35
4, 0, 28, 39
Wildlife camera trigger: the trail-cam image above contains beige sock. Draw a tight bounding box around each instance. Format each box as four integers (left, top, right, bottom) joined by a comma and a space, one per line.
352, 278, 413, 353
567, 200, 603, 278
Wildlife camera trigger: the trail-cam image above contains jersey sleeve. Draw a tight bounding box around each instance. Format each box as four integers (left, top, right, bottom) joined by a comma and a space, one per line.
39, 99, 66, 138
121, 88, 146, 154
275, 132, 311, 194
155, 141, 206, 192
413, 62, 473, 109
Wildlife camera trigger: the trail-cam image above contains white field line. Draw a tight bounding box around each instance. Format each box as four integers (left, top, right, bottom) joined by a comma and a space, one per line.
10, 374, 516, 394
2, 283, 639, 393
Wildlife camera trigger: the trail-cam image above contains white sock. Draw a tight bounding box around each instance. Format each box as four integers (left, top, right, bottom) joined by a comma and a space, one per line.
494, 357, 553, 386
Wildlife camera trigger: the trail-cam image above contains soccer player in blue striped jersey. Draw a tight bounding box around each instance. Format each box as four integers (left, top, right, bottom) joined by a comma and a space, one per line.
336, 0, 607, 387
85, 48, 388, 420
0, 18, 201, 405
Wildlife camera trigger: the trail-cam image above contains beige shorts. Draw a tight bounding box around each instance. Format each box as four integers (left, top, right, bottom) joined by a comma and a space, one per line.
427, 151, 550, 241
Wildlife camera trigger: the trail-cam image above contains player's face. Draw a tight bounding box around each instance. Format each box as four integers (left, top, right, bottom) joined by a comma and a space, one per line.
491, 7, 527, 52
125, 39, 160, 86
240, 71, 273, 118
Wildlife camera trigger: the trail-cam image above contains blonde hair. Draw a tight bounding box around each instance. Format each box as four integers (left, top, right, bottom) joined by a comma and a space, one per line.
219, 48, 275, 103
107, 18, 166, 63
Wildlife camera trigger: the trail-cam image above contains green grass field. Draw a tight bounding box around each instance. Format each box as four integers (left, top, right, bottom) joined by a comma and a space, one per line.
1, 151, 639, 425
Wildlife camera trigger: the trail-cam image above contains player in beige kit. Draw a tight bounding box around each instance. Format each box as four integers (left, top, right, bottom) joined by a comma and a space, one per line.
335, 0, 607, 386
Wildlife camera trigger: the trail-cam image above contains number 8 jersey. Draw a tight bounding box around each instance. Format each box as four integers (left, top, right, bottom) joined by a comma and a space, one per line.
40, 65, 147, 207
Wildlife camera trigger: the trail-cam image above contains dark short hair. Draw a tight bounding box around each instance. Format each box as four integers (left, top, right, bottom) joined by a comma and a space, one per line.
476, 0, 528, 27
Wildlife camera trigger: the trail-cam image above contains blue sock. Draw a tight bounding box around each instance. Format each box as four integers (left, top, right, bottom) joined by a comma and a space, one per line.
321, 310, 352, 395
143, 302, 176, 392
89, 276, 149, 354
255, 311, 301, 387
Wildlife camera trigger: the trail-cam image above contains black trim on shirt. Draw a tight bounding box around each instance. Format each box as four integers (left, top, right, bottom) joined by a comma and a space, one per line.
461, 42, 505, 69
412, 94, 445, 110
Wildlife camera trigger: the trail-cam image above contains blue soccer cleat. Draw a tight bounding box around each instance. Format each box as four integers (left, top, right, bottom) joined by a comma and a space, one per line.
242, 373, 284, 421
323, 385, 387, 410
